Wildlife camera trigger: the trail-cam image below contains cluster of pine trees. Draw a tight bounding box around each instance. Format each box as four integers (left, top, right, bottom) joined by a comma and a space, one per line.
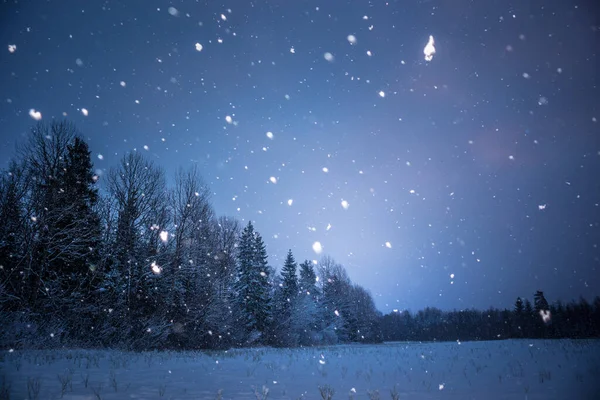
0, 121, 381, 350
381, 291, 600, 342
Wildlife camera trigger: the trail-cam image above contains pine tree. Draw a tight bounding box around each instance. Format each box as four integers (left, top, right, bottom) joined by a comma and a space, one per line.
280, 250, 298, 306
60, 137, 101, 294
514, 297, 524, 314
234, 221, 256, 336
534, 291, 549, 313
253, 232, 272, 337
234, 222, 272, 343
299, 260, 318, 298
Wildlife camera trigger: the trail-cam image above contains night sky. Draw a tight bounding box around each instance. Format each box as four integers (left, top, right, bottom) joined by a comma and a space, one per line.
1, 0, 598, 313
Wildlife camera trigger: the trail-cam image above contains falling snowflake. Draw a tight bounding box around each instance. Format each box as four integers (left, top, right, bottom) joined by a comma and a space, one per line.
341, 200, 349, 210
8, 44, 16, 53
322, 167, 329, 173
323, 52, 334, 62
347, 34, 357, 45
168, 6, 179, 16
29, 109, 42, 120
538, 204, 546, 210
385, 242, 392, 248
287, 199, 293, 206
151, 261, 162, 274
424, 35, 436, 61
269, 176, 277, 184
120, 81, 126, 87
220, 13, 227, 21
540, 309, 551, 323
159, 231, 169, 243
334, 310, 340, 317
266, 131, 274, 139
97, 154, 104, 160
225, 115, 233, 124
450, 273, 455, 279
312, 241, 323, 254
81, 108, 88, 116
143, 145, 149, 151
439, 384, 445, 391
378, 91, 385, 98
326, 223, 332, 231
366, 50, 372, 56
195, 43, 203, 52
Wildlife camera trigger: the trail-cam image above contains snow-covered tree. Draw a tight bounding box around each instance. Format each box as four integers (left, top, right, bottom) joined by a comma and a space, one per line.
234, 222, 272, 344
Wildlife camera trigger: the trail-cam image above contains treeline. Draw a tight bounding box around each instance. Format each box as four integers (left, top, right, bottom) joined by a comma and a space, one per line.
0, 121, 381, 350
2, 122, 598, 351
381, 291, 600, 342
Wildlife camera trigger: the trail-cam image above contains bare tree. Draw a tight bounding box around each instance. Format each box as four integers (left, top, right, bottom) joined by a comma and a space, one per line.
106, 151, 167, 340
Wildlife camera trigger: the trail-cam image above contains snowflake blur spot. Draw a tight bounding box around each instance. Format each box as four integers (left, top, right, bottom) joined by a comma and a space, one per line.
341, 200, 349, 209
195, 43, 203, 52
159, 231, 169, 243
287, 199, 293, 206
322, 167, 328, 173
439, 384, 445, 391
29, 109, 42, 120
144, 145, 149, 151
266, 131, 274, 139
540, 309, 551, 323
424, 35, 436, 61
385, 242, 392, 248
378, 91, 385, 98
120, 81, 126, 87
97, 154, 103, 160
312, 241, 323, 254
538, 204, 547, 210
81, 108, 88, 116
151, 261, 161, 274
334, 310, 340, 317
347, 34, 357, 45
168, 7, 179, 16
269, 176, 277, 184
323, 52, 334, 62
8, 44, 16, 53
225, 115, 233, 124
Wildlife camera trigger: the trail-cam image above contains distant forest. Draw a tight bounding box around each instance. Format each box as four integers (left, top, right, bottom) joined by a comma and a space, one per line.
1, 122, 599, 350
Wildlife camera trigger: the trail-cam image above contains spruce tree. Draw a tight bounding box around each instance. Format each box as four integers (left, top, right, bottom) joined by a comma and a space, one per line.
280, 249, 298, 305
253, 232, 272, 336
534, 291, 549, 313
234, 222, 272, 342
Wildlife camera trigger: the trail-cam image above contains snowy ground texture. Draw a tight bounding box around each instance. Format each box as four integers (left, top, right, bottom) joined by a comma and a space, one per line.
2, 339, 599, 400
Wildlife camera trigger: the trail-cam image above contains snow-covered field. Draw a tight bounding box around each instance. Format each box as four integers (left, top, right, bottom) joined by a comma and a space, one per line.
1, 339, 599, 399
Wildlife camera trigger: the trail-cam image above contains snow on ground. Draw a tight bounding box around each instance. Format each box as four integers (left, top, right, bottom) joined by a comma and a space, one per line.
1, 339, 599, 399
